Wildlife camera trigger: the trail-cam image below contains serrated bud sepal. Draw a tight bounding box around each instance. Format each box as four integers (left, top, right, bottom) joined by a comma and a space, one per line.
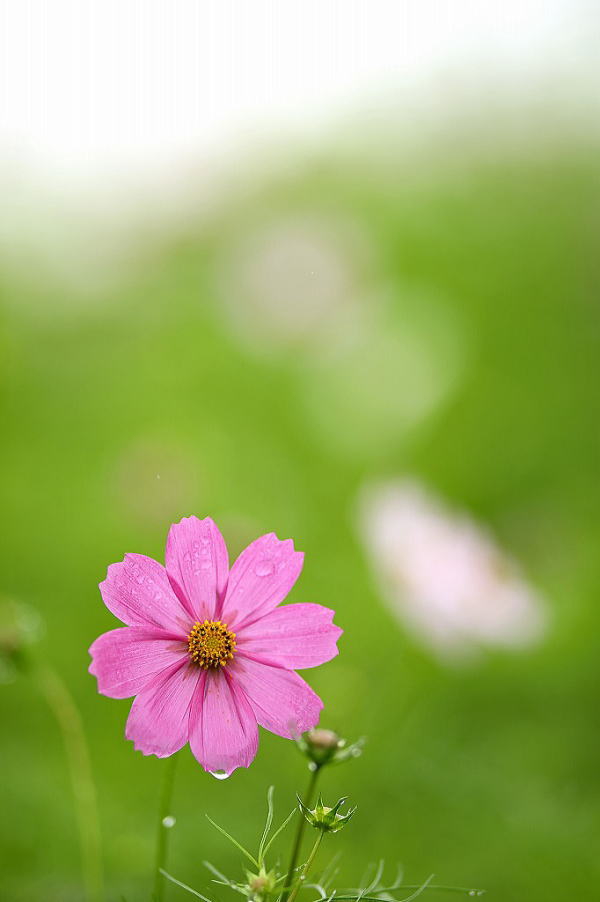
296, 793, 356, 833
245, 866, 278, 901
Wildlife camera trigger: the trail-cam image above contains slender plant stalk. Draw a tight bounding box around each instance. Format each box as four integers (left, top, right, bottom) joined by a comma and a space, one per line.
333, 889, 483, 899
36, 662, 103, 902
287, 832, 324, 902
280, 765, 321, 902
154, 753, 178, 902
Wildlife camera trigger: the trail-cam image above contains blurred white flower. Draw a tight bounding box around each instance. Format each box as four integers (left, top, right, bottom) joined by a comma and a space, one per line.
357, 479, 548, 659
216, 215, 372, 352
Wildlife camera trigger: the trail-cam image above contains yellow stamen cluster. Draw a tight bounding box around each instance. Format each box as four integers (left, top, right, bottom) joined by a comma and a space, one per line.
187, 620, 236, 670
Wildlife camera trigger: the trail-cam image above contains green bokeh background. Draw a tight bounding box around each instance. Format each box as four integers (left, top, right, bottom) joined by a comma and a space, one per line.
1, 119, 599, 901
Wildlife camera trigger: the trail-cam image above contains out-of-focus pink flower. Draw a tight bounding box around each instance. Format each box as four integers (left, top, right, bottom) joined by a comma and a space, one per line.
357, 480, 547, 659
89, 517, 342, 775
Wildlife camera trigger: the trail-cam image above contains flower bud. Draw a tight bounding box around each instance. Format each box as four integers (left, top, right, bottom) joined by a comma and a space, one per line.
297, 793, 356, 834
246, 866, 277, 900
296, 728, 365, 769
307, 728, 339, 750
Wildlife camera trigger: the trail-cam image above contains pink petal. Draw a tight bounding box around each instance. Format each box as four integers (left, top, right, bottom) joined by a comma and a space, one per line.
89, 627, 188, 699
100, 553, 191, 634
189, 670, 258, 775
221, 533, 304, 630
125, 661, 200, 757
165, 516, 229, 621
230, 656, 322, 739
236, 604, 342, 669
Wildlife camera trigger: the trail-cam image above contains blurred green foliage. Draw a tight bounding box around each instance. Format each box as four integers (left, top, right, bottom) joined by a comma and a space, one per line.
1, 127, 599, 902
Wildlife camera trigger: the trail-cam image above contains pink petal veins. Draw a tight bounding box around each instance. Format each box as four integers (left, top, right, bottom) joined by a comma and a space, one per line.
231, 656, 323, 739
125, 660, 200, 757
222, 533, 304, 630
100, 553, 191, 634
189, 670, 258, 775
165, 516, 230, 622
236, 603, 342, 669
89, 627, 187, 699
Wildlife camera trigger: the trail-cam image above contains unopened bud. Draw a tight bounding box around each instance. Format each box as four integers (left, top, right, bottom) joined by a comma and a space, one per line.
296, 728, 365, 769
306, 729, 339, 750
246, 867, 277, 900
297, 793, 356, 834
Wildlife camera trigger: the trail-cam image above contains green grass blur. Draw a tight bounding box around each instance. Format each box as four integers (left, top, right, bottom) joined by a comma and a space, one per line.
1, 122, 599, 901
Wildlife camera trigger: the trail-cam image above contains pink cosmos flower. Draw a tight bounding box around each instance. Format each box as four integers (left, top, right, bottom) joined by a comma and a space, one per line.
357, 479, 547, 659
89, 517, 342, 775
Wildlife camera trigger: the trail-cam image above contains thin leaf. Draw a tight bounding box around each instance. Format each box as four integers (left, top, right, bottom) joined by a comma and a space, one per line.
203, 861, 236, 886
205, 815, 259, 868
262, 807, 297, 859
332, 886, 483, 900
397, 876, 434, 902
387, 866, 405, 892
358, 863, 374, 891
308, 891, 337, 902
203, 866, 248, 898
372, 862, 386, 892
357, 860, 385, 901
258, 785, 276, 865
318, 854, 342, 891
160, 869, 214, 902
395, 889, 484, 897
305, 884, 327, 900
327, 870, 341, 892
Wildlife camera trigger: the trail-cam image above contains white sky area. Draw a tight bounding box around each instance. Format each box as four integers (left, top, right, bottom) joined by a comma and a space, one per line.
0, 0, 593, 193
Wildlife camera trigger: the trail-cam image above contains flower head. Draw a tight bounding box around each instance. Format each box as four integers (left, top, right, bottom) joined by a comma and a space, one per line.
297, 794, 356, 833
296, 728, 365, 769
89, 517, 342, 775
358, 479, 547, 659
246, 866, 278, 901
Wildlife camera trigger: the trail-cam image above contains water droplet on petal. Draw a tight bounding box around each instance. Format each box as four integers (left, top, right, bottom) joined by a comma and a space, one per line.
255, 558, 275, 577
210, 769, 230, 781
162, 816, 176, 828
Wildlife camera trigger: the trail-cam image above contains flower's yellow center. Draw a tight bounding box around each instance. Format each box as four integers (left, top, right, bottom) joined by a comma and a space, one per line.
187, 620, 236, 669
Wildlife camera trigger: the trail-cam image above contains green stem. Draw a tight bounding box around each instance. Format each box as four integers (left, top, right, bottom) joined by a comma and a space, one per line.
332, 890, 484, 899
36, 662, 103, 902
280, 766, 321, 902
154, 753, 178, 902
287, 832, 324, 902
